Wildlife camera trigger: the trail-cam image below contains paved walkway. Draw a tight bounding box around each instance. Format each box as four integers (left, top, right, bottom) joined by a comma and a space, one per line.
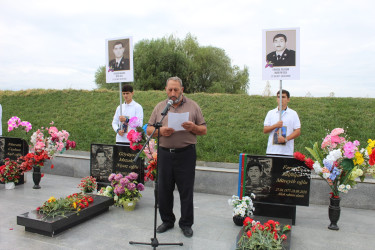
0, 172, 374, 250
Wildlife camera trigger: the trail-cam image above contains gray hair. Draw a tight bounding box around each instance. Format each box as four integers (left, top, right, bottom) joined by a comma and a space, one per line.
166, 76, 183, 87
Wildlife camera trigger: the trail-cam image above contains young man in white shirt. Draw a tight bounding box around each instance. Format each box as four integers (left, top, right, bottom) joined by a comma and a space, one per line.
112, 84, 143, 145
263, 90, 301, 156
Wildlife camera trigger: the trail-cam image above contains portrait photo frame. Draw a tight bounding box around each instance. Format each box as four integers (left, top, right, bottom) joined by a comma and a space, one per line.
262, 27, 300, 81
105, 36, 134, 83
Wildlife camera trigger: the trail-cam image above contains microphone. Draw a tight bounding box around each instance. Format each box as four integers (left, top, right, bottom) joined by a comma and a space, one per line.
161, 99, 173, 115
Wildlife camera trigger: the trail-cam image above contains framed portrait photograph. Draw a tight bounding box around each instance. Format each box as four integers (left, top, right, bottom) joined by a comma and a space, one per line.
262, 28, 300, 81
105, 36, 134, 83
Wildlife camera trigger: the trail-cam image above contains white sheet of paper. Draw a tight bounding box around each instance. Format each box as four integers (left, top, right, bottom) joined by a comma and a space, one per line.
168, 112, 189, 131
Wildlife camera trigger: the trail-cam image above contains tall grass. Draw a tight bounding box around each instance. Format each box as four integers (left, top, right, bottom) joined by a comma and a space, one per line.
1, 89, 374, 163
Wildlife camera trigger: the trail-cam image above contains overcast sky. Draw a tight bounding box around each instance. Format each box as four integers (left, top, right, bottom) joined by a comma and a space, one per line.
0, 0, 374, 97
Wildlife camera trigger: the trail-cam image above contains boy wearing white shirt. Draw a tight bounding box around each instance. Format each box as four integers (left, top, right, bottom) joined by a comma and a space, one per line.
112, 85, 143, 144
263, 90, 301, 156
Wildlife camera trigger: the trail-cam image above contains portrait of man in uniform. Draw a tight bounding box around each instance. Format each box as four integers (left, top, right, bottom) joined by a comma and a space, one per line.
266, 33, 296, 67
90, 145, 114, 182
245, 158, 272, 198
108, 40, 130, 71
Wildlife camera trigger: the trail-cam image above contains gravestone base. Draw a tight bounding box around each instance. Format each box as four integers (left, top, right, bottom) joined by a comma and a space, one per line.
17, 195, 114, 237
97, 181, 110, 190
253, 201, 296, 225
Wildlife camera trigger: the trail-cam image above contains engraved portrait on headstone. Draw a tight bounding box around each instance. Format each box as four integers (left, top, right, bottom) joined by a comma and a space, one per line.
91, 145, 114, 182
245, 157, 272, 197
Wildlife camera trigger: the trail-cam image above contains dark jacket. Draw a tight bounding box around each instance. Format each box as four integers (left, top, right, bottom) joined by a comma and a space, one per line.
266, 49, 296, 67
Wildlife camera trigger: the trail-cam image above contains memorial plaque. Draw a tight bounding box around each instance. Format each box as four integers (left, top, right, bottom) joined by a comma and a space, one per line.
0, 137, 29, 166
238, 154, 310, 206
0, 137, 28, 185
90, 144, 144, 185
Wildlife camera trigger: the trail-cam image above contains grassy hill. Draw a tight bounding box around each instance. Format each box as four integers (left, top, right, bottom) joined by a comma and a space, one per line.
1, 89, 374, 163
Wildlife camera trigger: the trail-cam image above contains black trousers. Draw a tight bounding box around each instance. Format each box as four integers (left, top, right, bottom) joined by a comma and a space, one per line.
158, 145, 196, 228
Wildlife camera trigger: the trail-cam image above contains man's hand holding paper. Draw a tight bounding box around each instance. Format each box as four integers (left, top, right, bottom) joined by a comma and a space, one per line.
168, 112, 189, 131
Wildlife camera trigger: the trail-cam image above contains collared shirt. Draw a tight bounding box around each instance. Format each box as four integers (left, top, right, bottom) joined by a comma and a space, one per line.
264, 106, 301, 156
112, 100, 143, 143
276, 49, 286, 58
148, 96, 206, 148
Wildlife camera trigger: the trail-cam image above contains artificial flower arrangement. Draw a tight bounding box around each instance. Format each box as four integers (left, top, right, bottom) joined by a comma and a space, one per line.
78, 176, 97, 193
100, 172, 145, 207
237, 217, 291, 250
98, 185, 114, 198
143, 139, 158, 181
7, 116, 76, 171
0, 158, 22, 183
8, 116, 32, 132
228, 195, 256, 218
36, 193, 94, 218
294, 128, 375, 198
126, 117, 158, 182
126, 117, 148, 151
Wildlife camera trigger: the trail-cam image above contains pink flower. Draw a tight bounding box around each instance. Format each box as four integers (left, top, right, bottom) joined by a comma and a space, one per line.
48, 126, 58, 135
114, 184, 125, 195
330, 135, 341, 144
321, 135, 332, 149
114, 173, 123, 181
35, 141, 46, 151
108, 173, 116, 182
330, 128, 344, 136
137, 183, 145, 191
127, 182, 136, 191
128, 117, 140, 128
133, 132, 142, 142
128, 172, 138, 181
343, 141, 357, 159
127, 130, 141, 142
120, 177, 129, 186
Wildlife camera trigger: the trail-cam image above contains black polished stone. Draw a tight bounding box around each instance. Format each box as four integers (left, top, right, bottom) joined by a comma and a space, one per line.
239, 154, 311, 206
90, 144, 144, 185
253, 201, 297, 225
17, 195, 114, 237
0, 137, 28, 185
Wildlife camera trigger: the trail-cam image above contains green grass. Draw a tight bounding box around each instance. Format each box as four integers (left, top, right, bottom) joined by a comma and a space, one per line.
1, 89, 374, 163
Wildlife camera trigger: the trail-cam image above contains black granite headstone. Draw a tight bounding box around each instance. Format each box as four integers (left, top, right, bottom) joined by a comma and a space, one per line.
90, 144, 144, 188
238, 154, 311, 225
0, 136, 29, 185
0, 136, 29, 165
238, 154, 310, 206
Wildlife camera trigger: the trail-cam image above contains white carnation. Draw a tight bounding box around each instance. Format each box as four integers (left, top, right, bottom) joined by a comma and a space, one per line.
313, 162, 323, 174
330, 149, 343, 160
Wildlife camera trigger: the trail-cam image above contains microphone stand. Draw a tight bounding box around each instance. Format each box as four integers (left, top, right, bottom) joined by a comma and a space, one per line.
129, 106, 183, 249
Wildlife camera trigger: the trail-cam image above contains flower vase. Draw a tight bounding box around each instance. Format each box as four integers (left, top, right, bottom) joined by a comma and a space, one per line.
233, 215, 245, 226
123, 200, 137, 211
5, 182, 15, 190
328, 197, 341, 230
32, 166, 42, 189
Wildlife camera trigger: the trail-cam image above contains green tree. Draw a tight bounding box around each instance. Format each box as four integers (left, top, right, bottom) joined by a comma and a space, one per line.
94, 34, 249, 93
